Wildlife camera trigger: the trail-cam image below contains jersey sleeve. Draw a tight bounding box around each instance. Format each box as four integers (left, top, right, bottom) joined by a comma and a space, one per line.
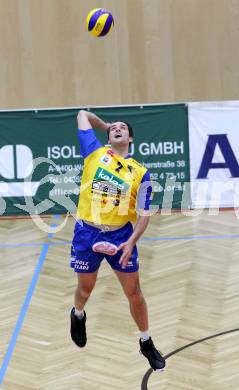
78, 128, 102, 158
137, 170, 152, 211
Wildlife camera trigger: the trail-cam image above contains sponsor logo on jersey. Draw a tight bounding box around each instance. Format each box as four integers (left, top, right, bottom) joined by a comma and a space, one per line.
94, 168, 129, 191
99, 154, 112, 166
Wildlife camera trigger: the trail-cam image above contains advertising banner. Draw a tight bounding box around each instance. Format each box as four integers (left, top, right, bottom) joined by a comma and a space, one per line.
188, 102, 239, 208
0, 104, 190, 216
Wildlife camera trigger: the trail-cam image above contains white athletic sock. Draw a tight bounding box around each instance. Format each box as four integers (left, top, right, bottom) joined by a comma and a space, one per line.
140, 331, 150, 342
74, 307, 84, 320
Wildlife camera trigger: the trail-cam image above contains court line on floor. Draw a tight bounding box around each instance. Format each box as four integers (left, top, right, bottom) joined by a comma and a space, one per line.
141, 234, 239, 241
0, 217, 59, 385
141, 327, 239, 390
0, 241, 70, 248
1, 233, 239, 249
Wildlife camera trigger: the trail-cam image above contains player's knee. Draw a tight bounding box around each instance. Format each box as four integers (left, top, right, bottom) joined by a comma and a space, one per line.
78, 284, 95, 298
125, 283, 142, 301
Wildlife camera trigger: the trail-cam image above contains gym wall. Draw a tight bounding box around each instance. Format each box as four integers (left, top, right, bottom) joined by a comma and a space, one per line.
0, 0, 238, 109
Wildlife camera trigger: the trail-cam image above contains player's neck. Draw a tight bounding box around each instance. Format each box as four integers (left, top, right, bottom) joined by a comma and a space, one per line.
111, 145, 129, 158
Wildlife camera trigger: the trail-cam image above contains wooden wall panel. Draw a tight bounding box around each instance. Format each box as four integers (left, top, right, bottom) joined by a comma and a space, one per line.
0, 0, 238, 108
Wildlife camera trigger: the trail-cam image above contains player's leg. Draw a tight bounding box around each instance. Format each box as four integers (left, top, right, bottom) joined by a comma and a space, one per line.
114, 270, 148, 331
114, 269, 165, 372
103, 224, 148, 333
71, 270, 99, 348
103, 223, 165, 370
70, 221, 104, 348
74, 270, 98, 311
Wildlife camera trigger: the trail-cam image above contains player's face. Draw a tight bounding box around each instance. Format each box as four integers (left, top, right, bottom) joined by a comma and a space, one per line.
108, 122, 132, 147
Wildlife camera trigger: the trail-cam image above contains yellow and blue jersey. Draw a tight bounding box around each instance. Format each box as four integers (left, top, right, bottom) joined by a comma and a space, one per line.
76, 129, 152, 225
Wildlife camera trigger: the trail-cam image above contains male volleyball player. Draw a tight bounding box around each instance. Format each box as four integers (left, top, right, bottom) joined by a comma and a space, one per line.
70, 110, 165, 372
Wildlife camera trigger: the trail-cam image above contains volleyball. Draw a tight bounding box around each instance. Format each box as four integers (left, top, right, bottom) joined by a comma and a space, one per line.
86, 8, 114, 37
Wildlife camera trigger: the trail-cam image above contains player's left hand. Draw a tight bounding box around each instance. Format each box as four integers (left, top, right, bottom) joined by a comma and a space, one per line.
117, 240, 135, 269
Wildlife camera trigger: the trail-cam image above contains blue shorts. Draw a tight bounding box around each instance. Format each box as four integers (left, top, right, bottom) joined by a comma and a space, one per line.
70, 221, 138, 273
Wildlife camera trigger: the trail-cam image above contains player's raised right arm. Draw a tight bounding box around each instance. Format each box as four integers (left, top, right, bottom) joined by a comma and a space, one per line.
77, 110, 109, 132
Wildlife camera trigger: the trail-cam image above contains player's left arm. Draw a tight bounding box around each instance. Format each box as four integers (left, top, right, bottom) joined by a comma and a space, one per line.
118, 170, 152, 268
118, 215, 150, 269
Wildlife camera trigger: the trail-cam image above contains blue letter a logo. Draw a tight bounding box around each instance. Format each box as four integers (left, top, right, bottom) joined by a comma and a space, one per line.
197, 134, 239, 178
